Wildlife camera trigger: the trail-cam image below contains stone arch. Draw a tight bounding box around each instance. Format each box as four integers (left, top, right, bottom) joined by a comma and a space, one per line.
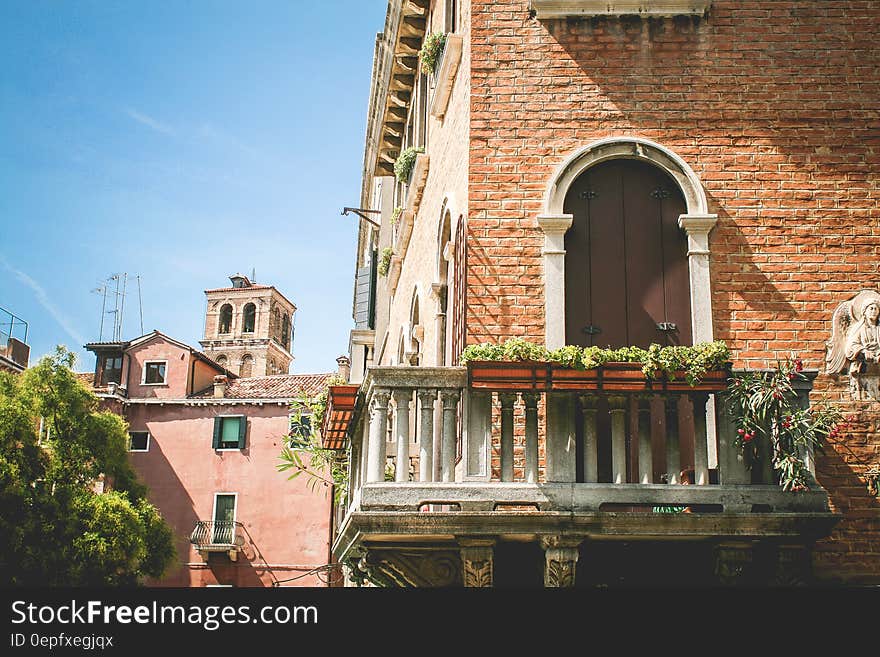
542, 136, 709, 217
242, 303, 256, 333
240, 354, 254, 378
218, 304, 233, 335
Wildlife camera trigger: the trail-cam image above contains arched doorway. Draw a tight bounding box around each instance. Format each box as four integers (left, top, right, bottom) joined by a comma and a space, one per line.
563, 159, 692, 349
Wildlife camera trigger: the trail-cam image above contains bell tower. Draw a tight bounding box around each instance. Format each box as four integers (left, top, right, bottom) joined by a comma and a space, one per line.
199, 273, 296, 376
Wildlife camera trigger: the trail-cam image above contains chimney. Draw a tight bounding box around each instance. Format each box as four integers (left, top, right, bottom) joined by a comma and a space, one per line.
213, 375, 228, 398
336, 355, 351, 382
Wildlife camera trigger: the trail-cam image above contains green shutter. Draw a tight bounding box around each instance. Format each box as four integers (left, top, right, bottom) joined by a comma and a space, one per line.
212, 417, 222, 449
237, 415, 247, 449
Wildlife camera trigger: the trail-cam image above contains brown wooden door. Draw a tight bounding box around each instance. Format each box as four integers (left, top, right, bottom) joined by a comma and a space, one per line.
564, 159, 692, 348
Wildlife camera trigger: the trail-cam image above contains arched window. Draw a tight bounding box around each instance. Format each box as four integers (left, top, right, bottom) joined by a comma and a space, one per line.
563, 158, 691, 348
408, 290, 422, 366
218, 304, 233, 334
242, 303, 256, 333
239, 354, 254, 378
216, 355, 228, 369
437, 209, 452, 365
272, 307, 280, 338
281, 313, 290, 351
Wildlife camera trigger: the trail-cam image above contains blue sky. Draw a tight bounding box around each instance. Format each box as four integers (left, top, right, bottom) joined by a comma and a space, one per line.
0, 1, 387, 375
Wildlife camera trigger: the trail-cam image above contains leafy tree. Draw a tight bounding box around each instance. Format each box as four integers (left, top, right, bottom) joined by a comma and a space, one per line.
0, 347, 175, 586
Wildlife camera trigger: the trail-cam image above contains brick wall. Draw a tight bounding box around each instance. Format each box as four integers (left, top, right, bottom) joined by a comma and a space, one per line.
468, 0, 880, 583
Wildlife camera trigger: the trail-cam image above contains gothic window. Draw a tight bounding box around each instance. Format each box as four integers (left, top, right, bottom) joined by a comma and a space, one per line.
239, 354, 254, 378
281, 313, 290, 351
215, 355, 228, 369
242, 303, 256, 333
218, 304, 233, 334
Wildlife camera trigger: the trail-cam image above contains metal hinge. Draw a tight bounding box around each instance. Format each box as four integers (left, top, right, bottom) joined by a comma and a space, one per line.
582, 325, 602, 336
656, 322, 677, 332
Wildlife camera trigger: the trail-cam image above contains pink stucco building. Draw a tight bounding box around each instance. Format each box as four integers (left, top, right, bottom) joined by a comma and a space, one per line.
83, 330, 339, 587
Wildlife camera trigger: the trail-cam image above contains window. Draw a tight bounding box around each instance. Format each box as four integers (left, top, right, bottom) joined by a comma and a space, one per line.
142, 361, 167, 385
211, 493, 237, 544
100, 355, 122, 386
281, 313, 290, 351
239, 354, 253, 378
445, 0, 458, 32
213, 415, 246, 450
128, 431, 150, 452
242, 303, 256, 333
218, 304, 233, 334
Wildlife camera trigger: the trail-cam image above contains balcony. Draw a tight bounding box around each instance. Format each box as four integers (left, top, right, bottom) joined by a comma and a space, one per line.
330, 365, 839, 587
190, 521, 245, 561
0, 306, 29, 373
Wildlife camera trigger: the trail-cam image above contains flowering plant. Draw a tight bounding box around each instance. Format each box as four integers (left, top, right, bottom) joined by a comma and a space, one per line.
726, 357, 847, 491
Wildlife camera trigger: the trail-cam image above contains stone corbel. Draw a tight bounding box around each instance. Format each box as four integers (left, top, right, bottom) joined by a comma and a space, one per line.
458, 537, 495, 588
540, 536, 582, 587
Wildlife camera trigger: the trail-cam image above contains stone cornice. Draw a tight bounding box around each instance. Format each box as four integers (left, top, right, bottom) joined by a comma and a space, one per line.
531, 0, 711, 18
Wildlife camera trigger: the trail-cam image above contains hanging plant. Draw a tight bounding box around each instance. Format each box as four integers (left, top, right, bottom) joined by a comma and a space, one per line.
419, 32, 447, 75
394, 146, 424, 184
390, 206, 403, 225
726, 357, 847, 492
377, 247, 394, 277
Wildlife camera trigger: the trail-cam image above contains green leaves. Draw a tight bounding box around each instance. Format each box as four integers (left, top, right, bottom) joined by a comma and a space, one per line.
378, 247, 394, 277
460, 339, 730, 386
419, 32, 447, 75
0, 348, 175, 585
394, 146, 425, 184
727, 358, 844, 492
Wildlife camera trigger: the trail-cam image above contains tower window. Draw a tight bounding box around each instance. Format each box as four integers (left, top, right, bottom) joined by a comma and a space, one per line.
242, 303, 256, 333
240, 354, 254, 378
218, 304, 233, 334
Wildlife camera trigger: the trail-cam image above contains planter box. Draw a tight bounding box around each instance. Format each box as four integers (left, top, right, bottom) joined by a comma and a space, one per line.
467, 360, 730, 393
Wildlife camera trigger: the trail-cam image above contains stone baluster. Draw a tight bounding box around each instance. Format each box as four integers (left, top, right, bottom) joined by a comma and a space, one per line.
499, 393, 517, 482
366, 389, 391, 482
392, 388, 413, 483
417, 389, 436, 483
523, 393, 540, 484
579, 394, 598, 483
465, 390, 491, 481
609, 395, 627, 484
637, 395, 653, 484
665, 395, 681, 485
440, 389, 461, 482
692, 393, 710, 485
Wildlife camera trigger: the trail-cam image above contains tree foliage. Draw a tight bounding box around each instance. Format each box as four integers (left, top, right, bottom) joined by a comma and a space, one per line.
0, 347, 175, 586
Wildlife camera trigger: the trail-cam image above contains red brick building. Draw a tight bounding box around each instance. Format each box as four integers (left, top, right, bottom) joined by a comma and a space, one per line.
333, 0, 879, 586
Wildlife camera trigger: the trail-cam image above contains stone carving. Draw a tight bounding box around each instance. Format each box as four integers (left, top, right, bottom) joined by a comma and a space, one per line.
463, 558, 493, 588
826, 290, 880, 400
545, 557, 577, 588
364, 549, 462, 587
714, 542, 753, 586
772, 545, 810, 587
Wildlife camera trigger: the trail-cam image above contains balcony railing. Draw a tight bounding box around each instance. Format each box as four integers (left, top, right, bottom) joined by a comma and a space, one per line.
339, 365, 830, 519
190, 521, 245, 561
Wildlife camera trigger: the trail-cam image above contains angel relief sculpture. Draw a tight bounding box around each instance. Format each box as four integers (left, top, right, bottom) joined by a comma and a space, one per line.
826, 290, 880, 400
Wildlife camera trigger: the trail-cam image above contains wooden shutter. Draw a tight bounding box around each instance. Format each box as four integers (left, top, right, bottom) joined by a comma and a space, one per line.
237, 415, 247, 449
212, 417, 222, 449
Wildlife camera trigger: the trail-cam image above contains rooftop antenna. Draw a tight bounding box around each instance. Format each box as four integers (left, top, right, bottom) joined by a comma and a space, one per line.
251, 267, 256, 283
92, 273, 144, 341
136, 275, 144, 335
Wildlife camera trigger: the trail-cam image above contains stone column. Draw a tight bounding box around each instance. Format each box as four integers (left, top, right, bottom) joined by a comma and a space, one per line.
541, 536, 581, 588
679, 213, 719, 467
440, 389, 461, 482
459, 538, 495, 588
537, 214, 574, 350
417, 389, 436, 482
637, 395, 653, 484
580, 394, 599, 483
392, 388, 413, 483
499, 393, 517, 482
366, 389, 391, 482
609, 395, 627, 484
523, 392, 540, 484
692, 393, 710, 485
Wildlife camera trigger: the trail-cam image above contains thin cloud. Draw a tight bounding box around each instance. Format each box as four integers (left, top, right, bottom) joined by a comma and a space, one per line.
1, 259, 86, 346
125, 108, 175, 136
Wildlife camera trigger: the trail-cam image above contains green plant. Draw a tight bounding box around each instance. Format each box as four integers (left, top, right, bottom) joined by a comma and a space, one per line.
419, 32, 447, 74
394, 146, 424, 183
378, 247, 394, 277
277, 376, 350, 504
726, 357, 846, 492
460, 338, 730, 385
390, 206, 403, 225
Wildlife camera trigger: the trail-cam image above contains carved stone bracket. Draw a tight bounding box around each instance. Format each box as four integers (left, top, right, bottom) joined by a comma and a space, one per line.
363, 548, 462, 588
772, 544, 812, 587
458, 538, 495, 588
541, 536, 582, 588
714, 541, 755, 586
